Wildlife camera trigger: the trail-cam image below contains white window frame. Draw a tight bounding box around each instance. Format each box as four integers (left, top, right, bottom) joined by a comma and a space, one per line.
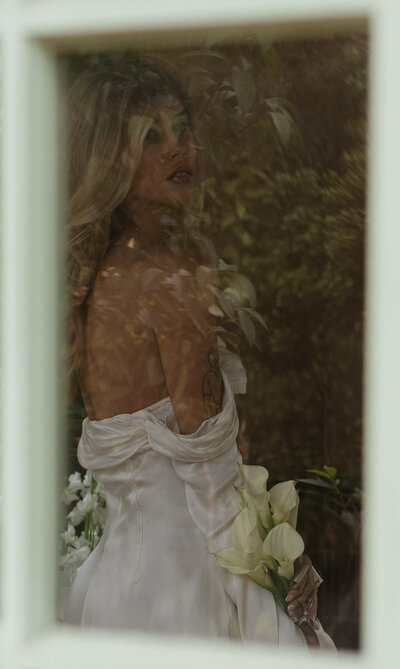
1, 0, 399, 667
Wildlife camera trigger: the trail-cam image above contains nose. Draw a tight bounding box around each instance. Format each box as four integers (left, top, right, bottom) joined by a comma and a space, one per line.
162, 134, 196, 163
161, 132, 181, 161
168, 147, 180, 160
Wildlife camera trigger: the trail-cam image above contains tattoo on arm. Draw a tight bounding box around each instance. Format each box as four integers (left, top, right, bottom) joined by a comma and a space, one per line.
202, 347, 223, 417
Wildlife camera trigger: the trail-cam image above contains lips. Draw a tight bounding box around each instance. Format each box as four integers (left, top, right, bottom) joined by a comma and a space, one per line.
167, 164, 193, 184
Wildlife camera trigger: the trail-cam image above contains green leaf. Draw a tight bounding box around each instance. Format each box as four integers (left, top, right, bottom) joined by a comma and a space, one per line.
296, 478, 334, 489
222, 179, 238, 196
324, 466, 338, 479
307, 468, 332, 480
232, 66, 256, 113
177, 50, 228, 62
262, 47, 280, 75
234, 274, 257, 308
90, 475, 97, 493
214, 327, 241, 351
241, 231, 253, 246
240, 307, 268, 330
220, 90, 237, 102
268, 570, 289, 611
237, 309, 256, 347
237, 201, 248, 221
269, 111, 292, 145
208, 285, 235, 319
208, 303, 224, 317
187, 75, 216, 98
266, 97, 297, 115
218, 258, 238, 272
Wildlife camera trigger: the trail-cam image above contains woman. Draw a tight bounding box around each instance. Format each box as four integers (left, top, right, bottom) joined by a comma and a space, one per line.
64, 57, 334, 648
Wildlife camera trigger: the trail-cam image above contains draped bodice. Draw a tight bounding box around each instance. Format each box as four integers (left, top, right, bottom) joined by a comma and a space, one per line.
77, 347, 247, 554
78, 343, 245, 469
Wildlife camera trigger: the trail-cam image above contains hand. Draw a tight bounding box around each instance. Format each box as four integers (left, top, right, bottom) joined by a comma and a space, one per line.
286, 555, 322, 648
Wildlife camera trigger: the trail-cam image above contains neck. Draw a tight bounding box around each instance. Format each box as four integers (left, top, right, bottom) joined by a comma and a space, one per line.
134, 202, 183, 240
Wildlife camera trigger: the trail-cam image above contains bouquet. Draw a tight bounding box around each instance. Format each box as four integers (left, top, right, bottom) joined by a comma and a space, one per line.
60, 471, 107, 582
214, 464, 304, 611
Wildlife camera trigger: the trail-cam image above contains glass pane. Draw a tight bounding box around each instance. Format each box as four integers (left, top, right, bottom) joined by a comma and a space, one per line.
59, 30, 366, 651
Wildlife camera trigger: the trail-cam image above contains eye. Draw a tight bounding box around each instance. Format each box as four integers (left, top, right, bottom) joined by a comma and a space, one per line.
172, 120, 190, 136
144, 127, 160, 143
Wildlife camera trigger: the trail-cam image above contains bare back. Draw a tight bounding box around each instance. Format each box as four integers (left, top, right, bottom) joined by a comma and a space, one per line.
79, 230, 223, 434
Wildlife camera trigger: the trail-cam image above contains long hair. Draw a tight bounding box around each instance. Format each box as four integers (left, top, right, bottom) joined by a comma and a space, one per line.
66, 57, 190, 398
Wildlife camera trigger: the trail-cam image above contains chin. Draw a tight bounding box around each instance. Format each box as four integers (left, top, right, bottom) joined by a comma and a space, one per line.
162, 188, 193, 207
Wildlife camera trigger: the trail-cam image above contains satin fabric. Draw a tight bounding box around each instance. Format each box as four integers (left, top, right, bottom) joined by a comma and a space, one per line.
64, 347, 334, 648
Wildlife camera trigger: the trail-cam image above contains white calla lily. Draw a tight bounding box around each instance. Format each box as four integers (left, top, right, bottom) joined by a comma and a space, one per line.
249, 564, 274, 589
277, 561, 296, 580
230, 507, 264, 555
239, 464, 269, 495
253, 492, 273, 532
262, 522, 304, 581
236, 486, 256, 510
237, 464, 273, 533
214, 466, 306, 610
215, 504, 276, 589
214, 546, 260, 574
269, 480, 299, 527
235, 488, 272, 533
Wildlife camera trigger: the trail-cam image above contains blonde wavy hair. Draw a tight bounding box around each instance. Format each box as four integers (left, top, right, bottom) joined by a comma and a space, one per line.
67, 61, 190, 398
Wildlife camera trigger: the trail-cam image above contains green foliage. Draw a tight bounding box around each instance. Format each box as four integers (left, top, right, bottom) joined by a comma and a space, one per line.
297, 465, 361, 533
183, 37, 367, 486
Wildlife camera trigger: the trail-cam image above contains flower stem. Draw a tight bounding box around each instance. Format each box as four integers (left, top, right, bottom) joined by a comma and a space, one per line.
269, 570, 290, 612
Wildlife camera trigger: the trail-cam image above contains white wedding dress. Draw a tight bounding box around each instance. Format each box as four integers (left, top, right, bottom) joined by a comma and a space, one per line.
64, 346, 335, 649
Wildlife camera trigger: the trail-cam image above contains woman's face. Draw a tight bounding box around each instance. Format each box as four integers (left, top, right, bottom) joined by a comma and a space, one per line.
130, 99, 197, 207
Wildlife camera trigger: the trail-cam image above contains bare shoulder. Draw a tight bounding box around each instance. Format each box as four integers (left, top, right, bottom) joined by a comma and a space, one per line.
92, 233, 156, 302
92, 233, 216, 332
124, 242, 210, 301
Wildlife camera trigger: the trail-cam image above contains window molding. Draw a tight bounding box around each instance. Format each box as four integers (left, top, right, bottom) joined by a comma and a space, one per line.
1, 1, 398, 667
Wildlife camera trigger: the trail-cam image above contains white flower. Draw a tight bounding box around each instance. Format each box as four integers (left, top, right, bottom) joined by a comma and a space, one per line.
77, 492, 96, 515
231, 507, 264, 555
269, 480, 299, 527
60, 469, 107, 582
60, 489, 80, 505
237, 464, 273, 532
215, 507, 274, 588
73, 535, 90, 550
263, 522, 304, 580
215, 545, 260, 575
239, 464, 269, 495
67, 505, 85, 527
61, 523, 76, 546
83, 470, 92, 488
61, 472, 85, 504
215, 465, 306, 605
68, 472, 84, 493
77, 545, 90, 559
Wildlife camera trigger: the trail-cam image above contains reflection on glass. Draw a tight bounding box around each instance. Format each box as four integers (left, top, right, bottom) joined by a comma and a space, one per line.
59, 34, 366, 650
